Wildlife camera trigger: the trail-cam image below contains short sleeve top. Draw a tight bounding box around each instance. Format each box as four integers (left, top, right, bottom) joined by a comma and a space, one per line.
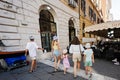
83, 49, 93, 61
26, 42, 38, 57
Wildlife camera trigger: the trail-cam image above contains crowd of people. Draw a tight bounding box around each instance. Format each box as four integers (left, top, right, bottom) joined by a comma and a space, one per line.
25, 36, 95, 79
25, 35, 120, 80
95, 40, 120, 66
51, 36, 95, 78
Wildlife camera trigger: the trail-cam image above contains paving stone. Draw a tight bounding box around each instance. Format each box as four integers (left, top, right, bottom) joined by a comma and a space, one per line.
0, 59, 120, 80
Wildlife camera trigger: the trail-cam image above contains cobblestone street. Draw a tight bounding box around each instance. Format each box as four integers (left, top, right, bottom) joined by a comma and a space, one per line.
0, 58, 120, 80
0, 0, 120, 80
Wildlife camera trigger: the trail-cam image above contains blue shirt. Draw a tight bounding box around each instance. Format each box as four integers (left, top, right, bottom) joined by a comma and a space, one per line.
84, 49, 93, 61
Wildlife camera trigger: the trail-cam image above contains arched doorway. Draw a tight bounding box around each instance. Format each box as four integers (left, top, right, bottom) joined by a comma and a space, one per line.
39, 10, 57, 52
69, 19, 75, 43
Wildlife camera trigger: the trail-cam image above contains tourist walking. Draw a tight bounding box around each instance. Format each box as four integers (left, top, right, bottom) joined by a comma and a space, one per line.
51, 36, 61, 71
25, 36, 43, 73
69, 36, 84, 78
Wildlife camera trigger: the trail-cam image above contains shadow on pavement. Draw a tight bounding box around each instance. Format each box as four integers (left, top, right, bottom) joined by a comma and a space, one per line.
92, 59, 120, 79
68, 57, 120, 80
0, 62, 87, 80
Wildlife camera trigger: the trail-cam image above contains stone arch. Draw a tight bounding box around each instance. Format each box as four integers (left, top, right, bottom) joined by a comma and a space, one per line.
39, 5, 57, 23
68, 17, 76, 43
38, 5, 58, 52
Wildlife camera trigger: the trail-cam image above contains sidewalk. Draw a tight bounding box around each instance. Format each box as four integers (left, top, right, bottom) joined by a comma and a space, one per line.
39, 59, 119, 80
0, 58, 120, 80
0, 60, 86, 80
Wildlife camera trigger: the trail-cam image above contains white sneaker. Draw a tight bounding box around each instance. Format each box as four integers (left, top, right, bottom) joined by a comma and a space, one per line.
114, 62, 120, 65
112, 58, 117, 62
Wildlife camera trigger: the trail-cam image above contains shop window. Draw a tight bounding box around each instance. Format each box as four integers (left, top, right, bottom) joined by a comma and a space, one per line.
81, 0, 86, 16
69, 19, 75, 43
93, 13, 96, 22
89, 7, 93, 21
39, 10, 57, 52
68, 0, 77, 8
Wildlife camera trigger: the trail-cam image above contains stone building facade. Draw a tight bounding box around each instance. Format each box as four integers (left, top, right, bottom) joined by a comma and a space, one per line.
0, 0, 80, 52
79, 0, 103, 42
79, 0, 111, 42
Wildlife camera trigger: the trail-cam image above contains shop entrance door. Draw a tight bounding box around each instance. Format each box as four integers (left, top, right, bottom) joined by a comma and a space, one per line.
39, 10, 57, 52
41, 32, 52, 52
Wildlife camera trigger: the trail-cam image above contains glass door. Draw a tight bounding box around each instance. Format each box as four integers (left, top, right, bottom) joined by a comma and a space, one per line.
39, 10, 57, 52
69, 27, 75, 43
41, 32, 52, 52
69, 19, 75, 43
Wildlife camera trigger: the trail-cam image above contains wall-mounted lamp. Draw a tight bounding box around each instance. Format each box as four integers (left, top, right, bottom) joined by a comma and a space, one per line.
46, 6, 51, 10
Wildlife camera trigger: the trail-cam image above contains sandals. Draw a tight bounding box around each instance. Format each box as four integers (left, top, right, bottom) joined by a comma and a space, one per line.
73, 76, 78, 79
29, 70, 33, 73
54, 69, 58, 71
89, 73, 92, 78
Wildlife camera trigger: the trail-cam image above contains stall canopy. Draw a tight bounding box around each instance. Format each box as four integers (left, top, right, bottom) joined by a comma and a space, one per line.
85, 20, 120, 38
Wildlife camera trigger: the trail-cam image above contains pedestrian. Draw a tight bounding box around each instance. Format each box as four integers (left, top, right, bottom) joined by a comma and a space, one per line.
112, 45, 120, 65
25, 36, 43, 73
69, 36, 84, 78
51, 36, 61, 71
62, 49, 70, 75
83, 43, 94, 77
91, 42, 97, 49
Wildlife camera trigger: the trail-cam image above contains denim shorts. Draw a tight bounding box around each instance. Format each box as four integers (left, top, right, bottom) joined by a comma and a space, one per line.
53, 50, 60, 57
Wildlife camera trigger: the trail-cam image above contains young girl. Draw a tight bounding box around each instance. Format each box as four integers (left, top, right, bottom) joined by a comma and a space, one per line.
62, 49, 70, 74
83, 43, 95, 77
